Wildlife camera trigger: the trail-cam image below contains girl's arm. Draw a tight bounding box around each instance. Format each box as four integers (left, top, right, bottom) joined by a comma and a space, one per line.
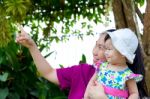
16, 25, 59, 85
126, 79, 139, 99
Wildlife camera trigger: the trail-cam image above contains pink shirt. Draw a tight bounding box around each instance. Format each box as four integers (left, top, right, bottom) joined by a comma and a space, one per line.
56, 63, 95, 99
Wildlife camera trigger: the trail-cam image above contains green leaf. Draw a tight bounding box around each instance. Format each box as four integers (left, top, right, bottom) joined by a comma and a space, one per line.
7, 92, 20, 99
79, 54, 86, 64
81, 54, 86, 63
53, 96, 67, 99
44, 51, 54, 58
59, 64, 64, 68
135, 0, 145, 6
0, 88, 9, 99
0, 56, 3, 64
0, 72, 9, 82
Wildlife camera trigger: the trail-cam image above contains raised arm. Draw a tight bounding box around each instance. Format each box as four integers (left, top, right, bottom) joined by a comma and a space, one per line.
16, 25, 59, 85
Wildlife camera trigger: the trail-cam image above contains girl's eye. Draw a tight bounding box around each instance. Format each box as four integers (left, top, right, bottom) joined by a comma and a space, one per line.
106, 48, 111, 50
99, 46, 103, 49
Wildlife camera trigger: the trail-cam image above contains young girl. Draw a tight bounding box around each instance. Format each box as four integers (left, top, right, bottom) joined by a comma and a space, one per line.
84, 28, 144, 99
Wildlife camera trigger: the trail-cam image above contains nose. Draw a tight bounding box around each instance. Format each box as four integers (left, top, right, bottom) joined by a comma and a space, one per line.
104, 50, 109, 57
93, 46, 98, 56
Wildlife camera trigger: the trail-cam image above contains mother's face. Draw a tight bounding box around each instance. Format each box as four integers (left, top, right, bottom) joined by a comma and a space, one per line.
92, 33, 106, 64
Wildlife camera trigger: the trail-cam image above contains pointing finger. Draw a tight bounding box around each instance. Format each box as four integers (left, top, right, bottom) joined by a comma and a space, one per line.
17, 23, 26, 33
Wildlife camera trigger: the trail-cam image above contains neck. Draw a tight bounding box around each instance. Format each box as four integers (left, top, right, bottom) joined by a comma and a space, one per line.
111, 62, 127, 67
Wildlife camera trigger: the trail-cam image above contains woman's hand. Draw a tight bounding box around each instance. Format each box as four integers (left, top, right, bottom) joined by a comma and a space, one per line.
88, 81, 108, 99
16, 25, 36, 49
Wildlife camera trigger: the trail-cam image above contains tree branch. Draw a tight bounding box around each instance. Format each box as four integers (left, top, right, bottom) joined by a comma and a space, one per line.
135, 5, 144, 24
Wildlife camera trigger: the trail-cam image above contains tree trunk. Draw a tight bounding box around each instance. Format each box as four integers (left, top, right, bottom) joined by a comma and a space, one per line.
112, 0, 136, 32
122, 0, 137, 32
143, 0, 150, 67
112, 0, 150, 94
112, 0, 126, 28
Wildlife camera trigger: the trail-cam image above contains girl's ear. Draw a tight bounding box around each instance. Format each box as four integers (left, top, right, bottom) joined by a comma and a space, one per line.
122, 55, 125, 57
122, 56, 128, 63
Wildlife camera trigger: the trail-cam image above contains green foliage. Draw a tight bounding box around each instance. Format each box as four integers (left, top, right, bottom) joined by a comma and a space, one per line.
135, 0, 145, 6
0, 88, 9, 99
0, 0, 145, 47
0, 0, 110, 47
0, 38, 67, 99
0, 5, 12, 47
0, 72, 9, 82
79, 54, 87, 64
4, 0, 31, 22
0, 0, 30, 47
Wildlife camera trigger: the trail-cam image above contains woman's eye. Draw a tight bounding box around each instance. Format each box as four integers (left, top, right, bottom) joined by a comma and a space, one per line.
106, 48, 111, 50
98, 45, 105, 50
99, 46, 102, 49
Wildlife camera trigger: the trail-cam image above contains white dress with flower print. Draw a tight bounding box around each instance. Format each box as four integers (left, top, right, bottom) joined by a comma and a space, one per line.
96, 62, 143, 99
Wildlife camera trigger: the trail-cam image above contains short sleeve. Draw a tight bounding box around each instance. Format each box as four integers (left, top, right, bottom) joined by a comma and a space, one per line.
126, 73, 143, 82
56, 66, 74, 90
56, 64, 95, 91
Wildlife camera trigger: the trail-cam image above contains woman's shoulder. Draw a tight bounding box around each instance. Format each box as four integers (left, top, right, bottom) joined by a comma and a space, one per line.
57, 63, 95, 85
57, 63, 95, 73
71, 63, 95, 71
69, 63, 95, 77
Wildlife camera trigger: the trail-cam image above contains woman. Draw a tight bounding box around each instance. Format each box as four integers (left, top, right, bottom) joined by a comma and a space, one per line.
16, 25, 108, 99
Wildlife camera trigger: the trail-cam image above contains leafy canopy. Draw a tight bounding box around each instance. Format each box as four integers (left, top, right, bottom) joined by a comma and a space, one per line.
0, 0, 109, 47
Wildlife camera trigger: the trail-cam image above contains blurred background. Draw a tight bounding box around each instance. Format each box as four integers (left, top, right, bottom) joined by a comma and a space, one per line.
0, 0, 149, 98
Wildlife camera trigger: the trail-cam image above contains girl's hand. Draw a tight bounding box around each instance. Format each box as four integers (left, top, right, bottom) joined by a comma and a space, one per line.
16, 25, 36, 49
88, 81, 108, 99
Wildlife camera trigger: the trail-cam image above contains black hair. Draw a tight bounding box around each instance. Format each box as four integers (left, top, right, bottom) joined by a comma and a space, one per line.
104, 30, 149, 98
104, 29, 116, 42
127, 44, 148, 98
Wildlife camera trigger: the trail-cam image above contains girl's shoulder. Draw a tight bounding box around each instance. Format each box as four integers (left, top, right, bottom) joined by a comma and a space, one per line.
124, 68, 143, 82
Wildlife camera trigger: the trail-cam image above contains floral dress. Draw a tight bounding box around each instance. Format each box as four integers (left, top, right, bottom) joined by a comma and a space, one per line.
96, 62, 143, 99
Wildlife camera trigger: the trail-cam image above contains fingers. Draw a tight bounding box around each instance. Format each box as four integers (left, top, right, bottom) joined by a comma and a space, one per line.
16, 36, 27, 42
17, 24, 27, 34
15, 24, 31, 44
16, 30, 29, 39
17, 39, 26, 44
94, 81, 99, 85
16, 33, 25, 41
94, 81, 102, 87
91, 80, 99, 86
17, 24, 23, 31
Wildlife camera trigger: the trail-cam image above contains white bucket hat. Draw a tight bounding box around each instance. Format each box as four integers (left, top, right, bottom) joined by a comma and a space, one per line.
107, 28, 138, 64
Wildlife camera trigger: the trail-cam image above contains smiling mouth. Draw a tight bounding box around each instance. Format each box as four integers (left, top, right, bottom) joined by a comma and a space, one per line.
106, 57, 111, 60
93, 58, 99, 63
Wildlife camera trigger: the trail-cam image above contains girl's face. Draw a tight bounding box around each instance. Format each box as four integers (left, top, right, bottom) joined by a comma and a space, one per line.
93, 34, 106, 64
104, 39, 125, 65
